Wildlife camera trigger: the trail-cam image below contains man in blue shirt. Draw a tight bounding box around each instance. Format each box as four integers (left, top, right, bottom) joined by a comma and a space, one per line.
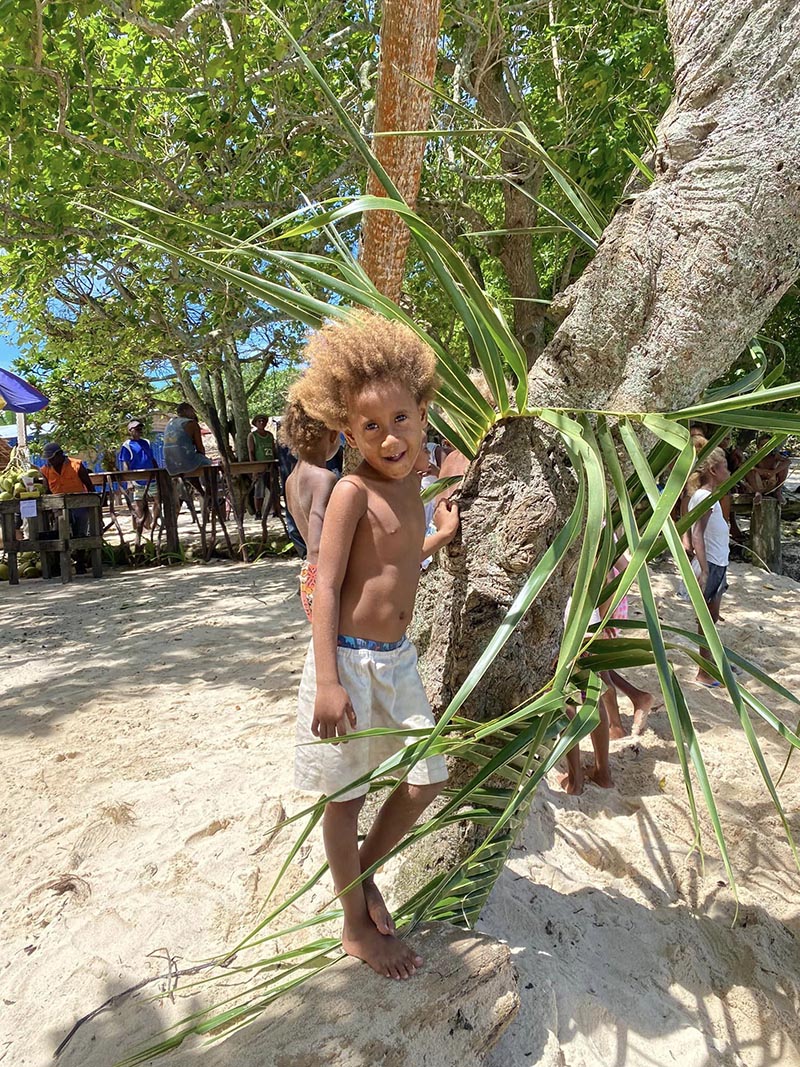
119, 419, 158, 532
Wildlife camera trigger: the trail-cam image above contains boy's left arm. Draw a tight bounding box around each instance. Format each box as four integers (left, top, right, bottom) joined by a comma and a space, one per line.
421, 499, 460, 561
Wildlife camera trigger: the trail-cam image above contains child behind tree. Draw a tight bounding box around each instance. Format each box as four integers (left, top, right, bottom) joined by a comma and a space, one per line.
279, 390, 342, 621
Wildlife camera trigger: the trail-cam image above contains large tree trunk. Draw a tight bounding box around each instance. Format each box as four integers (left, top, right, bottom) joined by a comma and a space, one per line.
472, 29, 547, 366
417, 0, 800, 725
222, 344, 251, 460
360, 0, 440, 300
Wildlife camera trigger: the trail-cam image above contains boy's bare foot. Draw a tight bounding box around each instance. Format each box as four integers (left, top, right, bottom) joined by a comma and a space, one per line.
585, 763, 613, 789
558, 770, 584, 795
631, 693, 655, 736
608, 723, 627, 741
363, 877, 395, 935
342, 919, 422, 980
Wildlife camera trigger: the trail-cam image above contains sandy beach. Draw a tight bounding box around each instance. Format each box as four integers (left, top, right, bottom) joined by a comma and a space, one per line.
2, 557, 799, 1066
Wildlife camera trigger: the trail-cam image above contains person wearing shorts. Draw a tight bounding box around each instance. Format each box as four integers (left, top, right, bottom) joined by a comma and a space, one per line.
290, 313, 459, 981
688, 447, 731, 686
119, 420, 158, 533
295, 635, 446, 801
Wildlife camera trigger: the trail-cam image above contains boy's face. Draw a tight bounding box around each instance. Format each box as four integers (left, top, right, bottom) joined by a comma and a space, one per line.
343, 381, 427, 481
254, 417, 267, 432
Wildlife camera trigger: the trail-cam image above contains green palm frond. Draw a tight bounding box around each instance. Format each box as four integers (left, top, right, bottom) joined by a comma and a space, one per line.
110, 372, 800, 1065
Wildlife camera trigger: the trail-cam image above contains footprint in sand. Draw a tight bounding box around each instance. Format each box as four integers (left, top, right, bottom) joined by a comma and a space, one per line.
185, 819, 231, 846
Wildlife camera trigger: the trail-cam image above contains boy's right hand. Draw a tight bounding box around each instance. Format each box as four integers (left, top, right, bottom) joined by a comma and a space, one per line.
433, 498, 460, 538
312, 684, 357, 741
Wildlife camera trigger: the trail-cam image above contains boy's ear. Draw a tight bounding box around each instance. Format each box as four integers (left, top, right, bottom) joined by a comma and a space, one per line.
419, 401, 429, 427
342, 426, 358, 448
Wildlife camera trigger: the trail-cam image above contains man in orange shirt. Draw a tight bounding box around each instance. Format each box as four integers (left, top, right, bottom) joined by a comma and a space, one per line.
40, 442, 95, 574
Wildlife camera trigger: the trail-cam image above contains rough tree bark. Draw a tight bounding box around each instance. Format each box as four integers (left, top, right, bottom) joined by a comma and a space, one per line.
415, 0, 800, 725
222, 343, 251, 460
360, 0, 440, 300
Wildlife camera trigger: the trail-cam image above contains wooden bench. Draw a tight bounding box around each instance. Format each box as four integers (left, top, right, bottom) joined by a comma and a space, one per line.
0, 493, 103, 584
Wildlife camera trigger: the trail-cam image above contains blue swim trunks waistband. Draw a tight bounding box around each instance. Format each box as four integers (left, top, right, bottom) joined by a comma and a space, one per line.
337, 634, 407, 652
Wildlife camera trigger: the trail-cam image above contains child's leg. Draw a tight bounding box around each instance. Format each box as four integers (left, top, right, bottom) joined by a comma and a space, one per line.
358, 781, 444, 937
585, 694, 613, 788
558, 703, 584, 795
323, 797, 422, 980
606, 668, 655, 735
600, 673, 625, 739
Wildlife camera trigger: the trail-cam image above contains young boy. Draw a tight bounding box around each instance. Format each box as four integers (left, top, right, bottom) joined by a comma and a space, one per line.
279, 390, 342, 620
294, 314, 459, 980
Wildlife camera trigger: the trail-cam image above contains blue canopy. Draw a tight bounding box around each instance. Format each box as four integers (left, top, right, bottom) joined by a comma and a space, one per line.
0, 368, 49, 413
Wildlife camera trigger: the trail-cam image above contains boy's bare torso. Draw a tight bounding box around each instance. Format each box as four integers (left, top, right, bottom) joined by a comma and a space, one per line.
285, 461, 336, 564
338, 466, 425, 642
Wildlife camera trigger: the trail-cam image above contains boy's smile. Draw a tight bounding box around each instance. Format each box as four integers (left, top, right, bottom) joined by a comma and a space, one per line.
343, 381, 428, 481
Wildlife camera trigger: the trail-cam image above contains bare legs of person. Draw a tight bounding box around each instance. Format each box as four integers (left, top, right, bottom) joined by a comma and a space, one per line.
601, 670, 655, 737
585, 690, 613, 788
560, 704, 584, 795
323, 780, 444, 978
559, 700, 613, 794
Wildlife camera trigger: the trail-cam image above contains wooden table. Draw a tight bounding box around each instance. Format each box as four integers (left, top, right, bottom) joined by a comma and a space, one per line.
82, 462, 286, 563
0, 493, 103, 584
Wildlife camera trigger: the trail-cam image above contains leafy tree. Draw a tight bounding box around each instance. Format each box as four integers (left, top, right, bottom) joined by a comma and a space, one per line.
406, 0, 673, 363
0, 0, 376, 456
243, 360, 303, 418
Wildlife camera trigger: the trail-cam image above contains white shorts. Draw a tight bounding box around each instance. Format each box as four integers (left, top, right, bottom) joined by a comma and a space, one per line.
294, 638, 448, 802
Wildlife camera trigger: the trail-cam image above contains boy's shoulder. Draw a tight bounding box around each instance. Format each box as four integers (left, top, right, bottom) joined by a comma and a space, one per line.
335, 472, 369, 496
304, 463, 338, 488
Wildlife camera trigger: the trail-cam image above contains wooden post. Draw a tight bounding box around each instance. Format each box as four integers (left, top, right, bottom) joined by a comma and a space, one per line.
57, 504, 71, 584
750, 495, 782, 573
0, 509, 19, 584
156, 469, 180, 558
89, 498, 103, 577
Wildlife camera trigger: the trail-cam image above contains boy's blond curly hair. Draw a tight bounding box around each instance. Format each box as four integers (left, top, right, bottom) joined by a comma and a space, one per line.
299, 312, 439, 429
279, 382, 332, 458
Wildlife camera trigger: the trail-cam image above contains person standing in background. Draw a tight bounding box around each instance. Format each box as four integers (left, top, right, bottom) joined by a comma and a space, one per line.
247, 414, 276, 517
119, 419, 159, 533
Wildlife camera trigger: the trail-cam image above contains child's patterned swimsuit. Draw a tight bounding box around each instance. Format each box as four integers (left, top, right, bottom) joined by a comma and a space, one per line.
299, 560, 317, 622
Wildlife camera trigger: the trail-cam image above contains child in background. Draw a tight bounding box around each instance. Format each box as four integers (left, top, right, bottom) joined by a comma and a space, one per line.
688, 447, 731, 686
602, 550, 655, 738
414, 438, 439, 570
560, 593, 613, 796
294, 313, 459, 980
280, 389, 342, 621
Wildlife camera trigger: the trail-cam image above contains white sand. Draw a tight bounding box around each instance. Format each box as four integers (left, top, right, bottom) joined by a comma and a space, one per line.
2, 559, 800, 1066
483, 564, 800, 1067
